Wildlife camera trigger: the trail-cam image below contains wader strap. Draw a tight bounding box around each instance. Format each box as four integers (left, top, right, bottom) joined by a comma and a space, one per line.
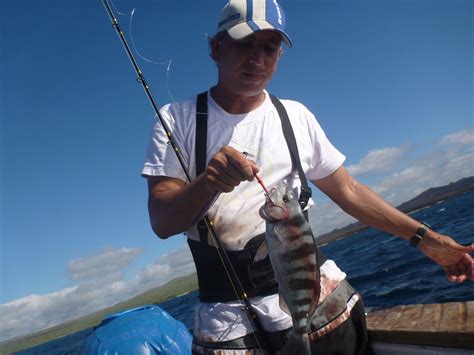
191, 92, 326, 303
269, 97, 327, 266
196, 91, 209, 243
188, 234, 279, 302
270, 95, 312, 217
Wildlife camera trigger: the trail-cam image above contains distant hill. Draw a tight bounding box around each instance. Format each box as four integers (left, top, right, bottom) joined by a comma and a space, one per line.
317, 176, 474, 245
0, 273, 198, 354
396, 176, 474, 212
3, 177, 473, 353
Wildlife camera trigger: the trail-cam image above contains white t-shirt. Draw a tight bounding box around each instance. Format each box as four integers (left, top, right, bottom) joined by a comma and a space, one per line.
142, 91, 347, 341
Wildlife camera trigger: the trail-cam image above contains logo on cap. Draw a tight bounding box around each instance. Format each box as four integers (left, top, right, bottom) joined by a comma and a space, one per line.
218, 12, 241, 28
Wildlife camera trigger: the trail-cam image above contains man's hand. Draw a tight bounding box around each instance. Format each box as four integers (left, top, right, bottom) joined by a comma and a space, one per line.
205, 146, 259, 193
420, 233, 474, 282
313, 166, 474, 284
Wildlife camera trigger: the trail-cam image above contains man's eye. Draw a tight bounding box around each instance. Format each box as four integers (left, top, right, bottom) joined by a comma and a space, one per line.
237, 41, 251, 47
264, 45, 278, 54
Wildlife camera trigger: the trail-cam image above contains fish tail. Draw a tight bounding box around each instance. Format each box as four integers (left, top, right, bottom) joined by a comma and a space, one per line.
281, 331, 311, 355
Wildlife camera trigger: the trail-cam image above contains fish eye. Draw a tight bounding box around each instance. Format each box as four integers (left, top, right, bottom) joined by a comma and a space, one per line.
282, 195, 289, 203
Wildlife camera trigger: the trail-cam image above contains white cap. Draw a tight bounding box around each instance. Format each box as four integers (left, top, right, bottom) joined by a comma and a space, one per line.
216, 0, 292, 47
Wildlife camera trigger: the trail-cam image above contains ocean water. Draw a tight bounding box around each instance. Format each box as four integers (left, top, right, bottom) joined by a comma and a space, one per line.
18, 191, 474, 354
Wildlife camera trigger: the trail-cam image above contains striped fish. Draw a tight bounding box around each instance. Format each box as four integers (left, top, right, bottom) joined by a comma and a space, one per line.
257, 181, 320, 355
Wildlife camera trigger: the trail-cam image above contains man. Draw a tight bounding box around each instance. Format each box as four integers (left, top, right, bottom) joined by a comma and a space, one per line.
142, 1, 474, 354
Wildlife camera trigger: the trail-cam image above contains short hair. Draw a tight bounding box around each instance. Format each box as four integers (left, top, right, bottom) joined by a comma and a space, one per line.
207, 31, 228, 62
207, 31, 228, 48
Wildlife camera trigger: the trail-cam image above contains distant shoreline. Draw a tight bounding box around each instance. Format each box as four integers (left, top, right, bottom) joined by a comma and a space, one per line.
0, 274, 198, 354
1, 177, 473, 353
317, 177, 474, 245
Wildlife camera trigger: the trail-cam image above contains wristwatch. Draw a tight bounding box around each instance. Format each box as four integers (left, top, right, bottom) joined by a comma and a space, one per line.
409, 222, 431, 247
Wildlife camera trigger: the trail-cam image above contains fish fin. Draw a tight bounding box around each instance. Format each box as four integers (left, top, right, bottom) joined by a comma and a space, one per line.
273, 225, 288, 246
308, 248, 321, 317
278, 293, 291, 315
281, 332, 311, 355
253, 240, 268, 263
308, 281, 321, 317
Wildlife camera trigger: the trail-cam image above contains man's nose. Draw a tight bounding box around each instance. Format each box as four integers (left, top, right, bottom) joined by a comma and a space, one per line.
248, 45, 265, 65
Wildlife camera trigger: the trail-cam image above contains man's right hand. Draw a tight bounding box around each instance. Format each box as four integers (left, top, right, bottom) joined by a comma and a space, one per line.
204, 146, 260, 193
147, 146, 259, 238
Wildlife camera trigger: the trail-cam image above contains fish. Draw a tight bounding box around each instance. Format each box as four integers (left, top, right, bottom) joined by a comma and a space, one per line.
257, 181, 321, 355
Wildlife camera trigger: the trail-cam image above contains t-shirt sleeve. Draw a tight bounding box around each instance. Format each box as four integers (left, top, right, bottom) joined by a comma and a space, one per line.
141, 106, 189, 182
309, 121, 345, 180
294, 104, 346, 180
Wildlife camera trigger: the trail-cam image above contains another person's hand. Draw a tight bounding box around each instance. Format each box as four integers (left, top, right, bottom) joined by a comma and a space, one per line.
420, 232, 474, 282
204, 146, 259, 193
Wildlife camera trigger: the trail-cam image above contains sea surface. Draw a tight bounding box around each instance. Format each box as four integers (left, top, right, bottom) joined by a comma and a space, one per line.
18, 191, 474, 354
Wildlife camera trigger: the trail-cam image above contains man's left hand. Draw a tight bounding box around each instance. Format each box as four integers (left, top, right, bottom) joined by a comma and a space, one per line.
420, 233, 474, 282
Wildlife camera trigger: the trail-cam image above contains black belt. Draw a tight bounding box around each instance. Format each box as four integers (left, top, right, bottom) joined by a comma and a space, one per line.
188, 234, 279, 303
188, 233, 327, 303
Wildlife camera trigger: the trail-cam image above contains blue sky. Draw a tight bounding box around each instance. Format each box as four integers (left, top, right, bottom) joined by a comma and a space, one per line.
1, 0, 473, 341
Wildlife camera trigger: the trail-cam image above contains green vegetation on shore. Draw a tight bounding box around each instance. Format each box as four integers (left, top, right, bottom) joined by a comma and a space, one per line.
0, 274, 198, 354
2, 177, 473, 353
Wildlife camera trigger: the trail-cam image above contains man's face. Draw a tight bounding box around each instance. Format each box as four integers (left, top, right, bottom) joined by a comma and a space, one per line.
213, 30, 283, 98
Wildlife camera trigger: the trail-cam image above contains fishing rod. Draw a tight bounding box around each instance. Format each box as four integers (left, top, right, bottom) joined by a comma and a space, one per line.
100, 0, 269, 350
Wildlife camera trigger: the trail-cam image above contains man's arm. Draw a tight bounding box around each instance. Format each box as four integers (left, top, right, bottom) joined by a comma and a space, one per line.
312, 165, 474, 282
147, 146, 259, 238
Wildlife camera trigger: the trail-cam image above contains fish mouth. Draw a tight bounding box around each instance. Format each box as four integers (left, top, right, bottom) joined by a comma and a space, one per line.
259, 205, 271, 221
259, 205, 275, 222
259, 203, 286, 222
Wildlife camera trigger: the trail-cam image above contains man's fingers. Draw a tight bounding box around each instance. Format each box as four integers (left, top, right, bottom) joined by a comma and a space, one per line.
464, 253, 474, 281
445, 265, 461, 283
205, 165, 241, 192
456, 262, 469, 282
457, 259, 469, 277
205, 173, 236, 193
227, 152, 259, 181
205, 146, 261, 193
218, 146, 260, 181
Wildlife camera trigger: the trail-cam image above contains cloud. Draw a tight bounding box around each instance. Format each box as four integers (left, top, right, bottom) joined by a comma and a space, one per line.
309, 201, 357, 237
311, 128, 474, 235
346, 144, 410, 176
0, 287, 78, 342
372, 149, 474, 206
134, 245, 195, 293
1, 128, 473, 343
68, 247, 143, 282
0, 245, 196, 343
439, 129, 474, 145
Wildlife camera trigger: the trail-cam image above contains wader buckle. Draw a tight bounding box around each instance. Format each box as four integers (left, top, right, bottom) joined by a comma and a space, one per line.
299, 186, 312, 209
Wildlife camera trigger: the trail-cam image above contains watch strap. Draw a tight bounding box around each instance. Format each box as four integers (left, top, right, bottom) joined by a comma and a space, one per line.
409, 222, 431, 247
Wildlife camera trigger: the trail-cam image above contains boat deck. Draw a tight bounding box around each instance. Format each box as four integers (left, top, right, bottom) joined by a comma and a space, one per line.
366, 301, 474, 352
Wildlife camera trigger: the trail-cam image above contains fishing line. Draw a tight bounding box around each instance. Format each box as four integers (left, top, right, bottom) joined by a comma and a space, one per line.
127, 8, 178, 104
110, 0, 178, 105
129, 8, 170, 65
109, 0, 131, 16
101, 0, 268, 351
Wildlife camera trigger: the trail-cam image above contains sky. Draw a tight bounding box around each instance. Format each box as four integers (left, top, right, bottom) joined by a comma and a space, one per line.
1, 0, 473, 342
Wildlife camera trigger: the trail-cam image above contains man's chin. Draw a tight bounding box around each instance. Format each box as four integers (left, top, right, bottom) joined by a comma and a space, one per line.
238, 80, 267, 95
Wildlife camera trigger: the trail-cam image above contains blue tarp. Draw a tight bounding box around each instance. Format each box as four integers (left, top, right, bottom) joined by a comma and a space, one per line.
83, 305, 192, 354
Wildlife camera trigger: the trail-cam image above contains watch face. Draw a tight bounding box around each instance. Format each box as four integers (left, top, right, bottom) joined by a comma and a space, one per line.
410, 235, 422, 247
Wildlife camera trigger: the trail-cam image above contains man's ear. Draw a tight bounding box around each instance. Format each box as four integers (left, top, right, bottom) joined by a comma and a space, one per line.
210, 40, 220, 63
